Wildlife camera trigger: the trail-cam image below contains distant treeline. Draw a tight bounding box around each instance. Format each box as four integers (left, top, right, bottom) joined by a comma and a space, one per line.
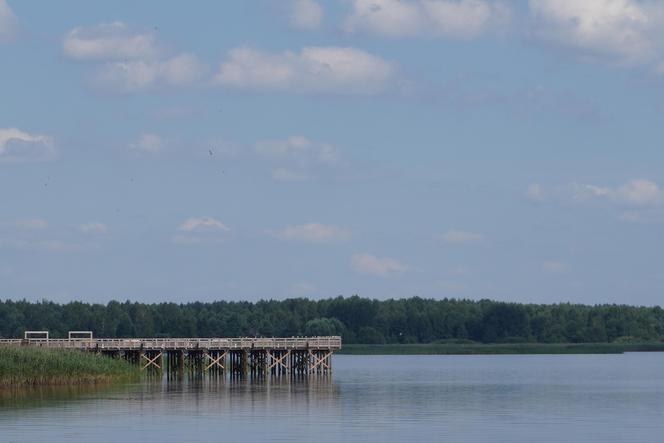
1, 296, 664, 344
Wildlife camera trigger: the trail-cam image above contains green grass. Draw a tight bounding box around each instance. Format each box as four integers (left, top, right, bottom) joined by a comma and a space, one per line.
338, 342, 664, 355
0, 347, 141, 386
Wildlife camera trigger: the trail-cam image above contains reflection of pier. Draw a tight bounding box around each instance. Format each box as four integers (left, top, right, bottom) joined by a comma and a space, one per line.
0, 335, 342, 376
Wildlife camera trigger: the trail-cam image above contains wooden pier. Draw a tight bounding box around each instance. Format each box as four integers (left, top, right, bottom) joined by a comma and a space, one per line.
0, 335, 342, 377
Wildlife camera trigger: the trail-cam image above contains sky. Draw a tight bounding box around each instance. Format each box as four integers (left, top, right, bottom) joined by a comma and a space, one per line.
1, 0, 664, 306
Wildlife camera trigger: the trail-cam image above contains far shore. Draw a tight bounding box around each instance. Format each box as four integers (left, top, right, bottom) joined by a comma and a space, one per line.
337, 342, 664, 355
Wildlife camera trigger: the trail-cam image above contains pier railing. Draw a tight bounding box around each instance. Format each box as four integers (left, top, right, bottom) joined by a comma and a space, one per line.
0, 336, 342, 351
0, 336, 340, 375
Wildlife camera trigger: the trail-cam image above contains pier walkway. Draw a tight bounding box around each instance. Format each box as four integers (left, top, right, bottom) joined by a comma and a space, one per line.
0, 335, 342, 376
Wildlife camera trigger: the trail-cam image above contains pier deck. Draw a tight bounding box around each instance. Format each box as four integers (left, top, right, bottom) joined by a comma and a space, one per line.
0, 336, 341, 376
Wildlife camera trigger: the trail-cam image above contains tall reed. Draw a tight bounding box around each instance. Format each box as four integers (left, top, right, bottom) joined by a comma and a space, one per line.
0, 347, 140, 386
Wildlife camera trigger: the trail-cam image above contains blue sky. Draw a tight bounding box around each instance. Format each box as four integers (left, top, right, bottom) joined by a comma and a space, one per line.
2, 0, 664, 305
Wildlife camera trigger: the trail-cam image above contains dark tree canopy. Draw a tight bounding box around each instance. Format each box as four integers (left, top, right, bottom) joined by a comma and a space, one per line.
1, 296, 663, 344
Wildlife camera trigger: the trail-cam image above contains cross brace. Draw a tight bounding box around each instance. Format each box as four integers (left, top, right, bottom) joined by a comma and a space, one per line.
267, 350, 290, 371
204, 351, 227, 371
308, 350, 331, 372
141, 352, 162, 370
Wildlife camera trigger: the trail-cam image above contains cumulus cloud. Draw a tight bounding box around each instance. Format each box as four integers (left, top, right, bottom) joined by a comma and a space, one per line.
92, 53, 204, 92
129, 133, 165, 154
529, 0, 664, 66
343, 0, 511, 39
78, 222, 107, 234
572, 179, 664, 206
441, 229, 483, 244
63, 22, 158, 61
174, 217, 230, 245
291, 0, 323, 30
0, 0, 18, 43
351, 253, 407, 276
253, 135, 340, 181
276, 223, 350, 242
178, 217, 230, 232
64, 22, 204, 92
0, 128, 55, 162
214, 46, 396, 95
256, 135, 338, 165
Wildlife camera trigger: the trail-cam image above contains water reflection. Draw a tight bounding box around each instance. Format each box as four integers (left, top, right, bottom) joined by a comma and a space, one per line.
2, 355, 664, 443
0, 384, 130, 410
0, 374, 338, 412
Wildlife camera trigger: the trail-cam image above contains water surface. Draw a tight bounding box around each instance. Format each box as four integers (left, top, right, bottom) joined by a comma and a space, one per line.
2, 353, 664, 442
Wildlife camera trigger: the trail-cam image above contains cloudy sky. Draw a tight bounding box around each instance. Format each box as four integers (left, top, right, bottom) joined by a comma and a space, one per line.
2, 0, 664, 305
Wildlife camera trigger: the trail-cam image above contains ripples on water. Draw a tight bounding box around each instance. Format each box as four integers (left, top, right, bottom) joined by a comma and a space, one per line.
2, 353, 664, 442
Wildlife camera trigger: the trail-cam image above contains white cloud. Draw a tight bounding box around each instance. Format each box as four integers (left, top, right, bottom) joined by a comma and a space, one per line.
178, 217, 230, 232
63, 22, 157, 61
351, 253, 407, 276
0, 0, 18, 43
254, 135, 340, 181
255, 135, 338, 165
64, 22, 204, 92
0, 128, 55, 162
256, 135, 312, 156
441, 229, 483, 244
343, 0, 510, 39
617, 179, 663, 205
291, 0, 323, 30
129, 133, 164, 153
174, 217, 230, 245
526, 183, 545, 201
572, 179, 664, 206
529, 0, 664, 66
277, 223, 350, 242
92, 53, 204, 92
214, 46, 396, 95
543, 260, 569, 273
345, 0, 422, 37
78, 222, 107, 234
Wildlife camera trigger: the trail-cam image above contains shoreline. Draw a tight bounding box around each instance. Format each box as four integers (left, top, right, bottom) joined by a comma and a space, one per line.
337, 342, 664, 355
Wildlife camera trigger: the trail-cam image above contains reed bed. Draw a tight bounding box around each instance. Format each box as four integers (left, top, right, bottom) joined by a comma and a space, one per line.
0, 347, 140, 386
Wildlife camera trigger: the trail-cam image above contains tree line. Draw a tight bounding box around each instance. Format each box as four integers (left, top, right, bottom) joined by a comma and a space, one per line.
1, 296, 663, 344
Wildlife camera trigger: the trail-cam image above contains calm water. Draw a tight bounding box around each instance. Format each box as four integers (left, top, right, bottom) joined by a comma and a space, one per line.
2, 353, 664, 442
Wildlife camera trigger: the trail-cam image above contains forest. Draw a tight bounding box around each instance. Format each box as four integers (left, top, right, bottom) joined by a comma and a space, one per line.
1, 296, 664, 344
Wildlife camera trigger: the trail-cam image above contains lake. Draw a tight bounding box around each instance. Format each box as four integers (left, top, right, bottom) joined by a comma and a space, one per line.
2, 353, 664, 442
